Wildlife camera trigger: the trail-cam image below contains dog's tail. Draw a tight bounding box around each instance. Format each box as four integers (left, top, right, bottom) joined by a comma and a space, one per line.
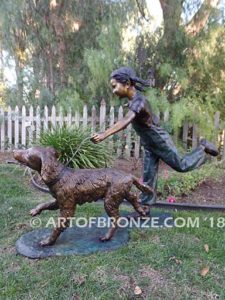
132, 176, 155, 195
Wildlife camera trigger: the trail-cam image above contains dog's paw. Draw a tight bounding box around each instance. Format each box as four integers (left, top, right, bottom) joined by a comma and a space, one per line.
39, 237, 55, 247
139, 210, 147, 217
30, 208, 41, 216
99, 236, 110, 242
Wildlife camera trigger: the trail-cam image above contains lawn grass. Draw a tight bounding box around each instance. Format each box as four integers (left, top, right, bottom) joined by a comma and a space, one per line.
0, 164, 225, 300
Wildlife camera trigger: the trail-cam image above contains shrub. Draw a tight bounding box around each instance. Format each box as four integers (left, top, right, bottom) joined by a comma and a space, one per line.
38, 125, 113, 169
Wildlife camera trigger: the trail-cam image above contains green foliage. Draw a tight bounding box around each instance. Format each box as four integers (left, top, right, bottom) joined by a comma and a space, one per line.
132, 1, 225, 139
0, 82, 7, 108
146, 88, 218, 139
170, 96, 216, 139
185, 25, 225, 115
83, 9, 128, 105
0, 0, 112, 105
39, 125, 113, 169
146, 89, 170, 117
158, 161, 223, 198
55, 88, 83, 112
159, 63, 173, 79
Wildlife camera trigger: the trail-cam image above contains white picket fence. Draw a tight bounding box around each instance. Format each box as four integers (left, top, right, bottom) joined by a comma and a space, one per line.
0, 100, 224, 159
0, 101, 141, 158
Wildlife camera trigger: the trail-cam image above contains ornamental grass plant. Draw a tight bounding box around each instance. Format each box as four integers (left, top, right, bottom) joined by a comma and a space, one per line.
39, 125, 113, 169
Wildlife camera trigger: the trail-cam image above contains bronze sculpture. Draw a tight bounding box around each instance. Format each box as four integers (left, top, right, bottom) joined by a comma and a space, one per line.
14, 146, 153, 246
91, 67, 219, 217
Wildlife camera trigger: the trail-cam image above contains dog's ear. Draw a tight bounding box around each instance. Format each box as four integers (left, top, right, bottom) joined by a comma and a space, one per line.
40, 148, 60, 182
46, 147, 60, 158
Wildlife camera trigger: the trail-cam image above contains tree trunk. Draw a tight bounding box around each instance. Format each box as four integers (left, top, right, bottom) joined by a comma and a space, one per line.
46, 44, 55, 94
159, 0, 220, 38
13, 28, 26, 103
185, 0, 220, 36
157, 0, 220, 99
159, 0, 184, 46
15, 58, 24, 103
0, 45, 3, 81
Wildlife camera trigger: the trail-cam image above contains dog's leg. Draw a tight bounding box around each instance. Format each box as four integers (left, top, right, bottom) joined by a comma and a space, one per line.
30, 199, 59, 216
40, 206, 75, 246
100, 198, 120, 242
126, 191, 147, 218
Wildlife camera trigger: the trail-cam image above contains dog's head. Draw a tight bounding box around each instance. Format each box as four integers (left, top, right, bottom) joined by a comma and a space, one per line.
13, 146, 60, 182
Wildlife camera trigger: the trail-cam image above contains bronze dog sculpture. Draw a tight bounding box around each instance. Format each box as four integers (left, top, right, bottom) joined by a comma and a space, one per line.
14, 146, 153, 246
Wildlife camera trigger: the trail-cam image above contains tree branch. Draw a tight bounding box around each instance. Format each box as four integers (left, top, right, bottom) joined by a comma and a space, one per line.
135, 0, 150, 22
185, 0, 220, 36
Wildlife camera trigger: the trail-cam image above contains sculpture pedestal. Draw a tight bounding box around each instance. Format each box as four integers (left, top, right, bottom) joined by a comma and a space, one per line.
16, 210, 173, 259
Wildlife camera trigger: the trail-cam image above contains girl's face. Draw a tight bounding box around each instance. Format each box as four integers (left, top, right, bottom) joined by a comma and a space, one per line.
110, 78, 129, 98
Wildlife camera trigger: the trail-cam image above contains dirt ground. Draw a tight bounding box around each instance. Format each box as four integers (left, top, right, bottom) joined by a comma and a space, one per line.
1, 151, 225, 206
176, 176, 225, 205
113, 157, 225, 206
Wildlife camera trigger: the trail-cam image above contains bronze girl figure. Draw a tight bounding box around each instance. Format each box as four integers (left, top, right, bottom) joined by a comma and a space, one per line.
91, 67, 218, 216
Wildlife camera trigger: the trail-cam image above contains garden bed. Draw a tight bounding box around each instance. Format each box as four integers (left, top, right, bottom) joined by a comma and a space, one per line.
176, 175, 225, 205
112, 158, 225, 206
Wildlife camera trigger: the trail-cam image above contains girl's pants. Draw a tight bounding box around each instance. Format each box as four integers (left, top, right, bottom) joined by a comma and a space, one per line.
137, 125, 206, 205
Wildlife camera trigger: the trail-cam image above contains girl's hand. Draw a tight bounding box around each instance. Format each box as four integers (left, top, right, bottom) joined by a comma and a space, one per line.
90, 132, 106, 144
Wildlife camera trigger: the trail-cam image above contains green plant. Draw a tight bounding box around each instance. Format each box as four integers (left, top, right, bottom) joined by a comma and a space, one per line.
38, 125, 113, 169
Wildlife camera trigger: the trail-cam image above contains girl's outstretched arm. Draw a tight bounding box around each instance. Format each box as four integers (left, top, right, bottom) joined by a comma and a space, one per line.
91, 110, 135, 143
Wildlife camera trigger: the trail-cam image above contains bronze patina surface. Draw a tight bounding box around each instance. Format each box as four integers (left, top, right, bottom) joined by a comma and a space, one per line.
14, 146, 154, 246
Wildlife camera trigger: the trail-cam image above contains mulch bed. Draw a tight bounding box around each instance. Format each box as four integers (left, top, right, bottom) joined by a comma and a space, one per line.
113, 158, 225, 206
1, 151, 224, 206
176, 176, 225, 205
